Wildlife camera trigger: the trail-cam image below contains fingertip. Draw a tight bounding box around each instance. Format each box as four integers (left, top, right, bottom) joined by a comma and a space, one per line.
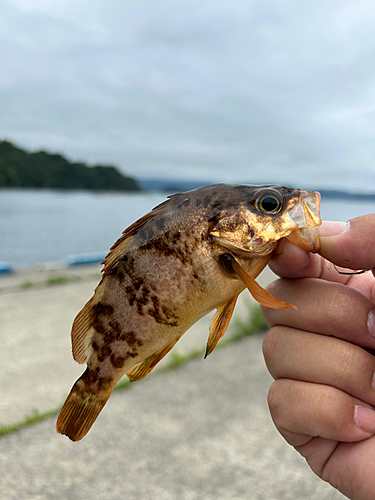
318, 221, 350, 261
319, 215, 375, 270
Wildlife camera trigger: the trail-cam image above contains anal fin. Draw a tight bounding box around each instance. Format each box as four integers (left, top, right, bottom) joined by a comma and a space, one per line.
205, 294, 238, 358
126, 338, 180, 382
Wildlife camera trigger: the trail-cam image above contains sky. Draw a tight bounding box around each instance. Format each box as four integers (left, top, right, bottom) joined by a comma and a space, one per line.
1, 0, 375, 192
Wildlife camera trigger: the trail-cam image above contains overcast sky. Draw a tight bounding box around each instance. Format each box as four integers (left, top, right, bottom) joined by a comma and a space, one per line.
1, 0, 375, 191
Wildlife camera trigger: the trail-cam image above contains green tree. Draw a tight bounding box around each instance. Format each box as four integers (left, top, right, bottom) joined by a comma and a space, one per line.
0, 140, 141, 191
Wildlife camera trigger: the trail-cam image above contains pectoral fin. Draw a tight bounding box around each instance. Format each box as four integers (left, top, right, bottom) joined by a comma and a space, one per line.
205, 295, 238, 358
126, 338, 180, 382
231, 259, 296, 310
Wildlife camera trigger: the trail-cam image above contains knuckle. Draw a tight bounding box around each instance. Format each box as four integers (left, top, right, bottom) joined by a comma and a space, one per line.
267, 380, 286, 421
328, 284, 366, 330
264, 279, 281, 297
262, 326, 284, 362
332, 284, 355, 310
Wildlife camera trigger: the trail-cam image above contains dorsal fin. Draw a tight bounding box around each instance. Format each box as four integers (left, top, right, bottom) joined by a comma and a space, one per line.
71, 297, 96, 363
101, 233, 136, 276
102, 197, 174, 276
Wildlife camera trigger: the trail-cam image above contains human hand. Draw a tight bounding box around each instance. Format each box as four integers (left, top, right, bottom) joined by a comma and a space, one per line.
262, 214, 375, 500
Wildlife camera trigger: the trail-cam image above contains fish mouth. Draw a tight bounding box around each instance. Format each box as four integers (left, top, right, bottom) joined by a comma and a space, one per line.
286, 191, 322, 252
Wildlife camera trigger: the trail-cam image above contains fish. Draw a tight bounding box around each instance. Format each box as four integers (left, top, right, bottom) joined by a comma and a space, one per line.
56, 183, 321, 441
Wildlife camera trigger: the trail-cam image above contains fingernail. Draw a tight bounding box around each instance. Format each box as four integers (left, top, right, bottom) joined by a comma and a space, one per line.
354, 405, 375, 432
319, 221, 350, 237
368, 309, 375, 338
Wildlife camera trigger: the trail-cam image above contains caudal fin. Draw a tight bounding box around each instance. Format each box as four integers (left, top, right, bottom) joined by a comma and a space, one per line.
56, 381, 110, 441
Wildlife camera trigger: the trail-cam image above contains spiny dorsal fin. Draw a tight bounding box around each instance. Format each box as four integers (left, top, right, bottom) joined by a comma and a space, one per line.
71, 297, 96, 364
101, 198, 174, 276
101, 233, 136, 276
205, 295, 238, 358
126, 338, 180, 382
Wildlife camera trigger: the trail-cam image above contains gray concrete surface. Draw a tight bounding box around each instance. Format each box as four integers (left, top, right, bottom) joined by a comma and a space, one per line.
0, 264, 263, 426
0, 265, 345, 499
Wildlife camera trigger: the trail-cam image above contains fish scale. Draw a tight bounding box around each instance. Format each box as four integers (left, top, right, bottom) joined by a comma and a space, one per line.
57, 183, 321, 441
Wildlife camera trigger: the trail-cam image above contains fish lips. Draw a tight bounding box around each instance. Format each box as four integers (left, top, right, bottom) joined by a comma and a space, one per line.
286, 191, 322, 252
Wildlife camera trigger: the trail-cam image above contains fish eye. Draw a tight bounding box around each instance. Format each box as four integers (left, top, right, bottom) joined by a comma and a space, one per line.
256, 192, 283, 214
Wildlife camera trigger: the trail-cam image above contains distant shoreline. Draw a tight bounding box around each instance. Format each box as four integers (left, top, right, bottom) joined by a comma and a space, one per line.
1, 184, 375, 201
1, 140, 372, 198
314, 189, 375, 201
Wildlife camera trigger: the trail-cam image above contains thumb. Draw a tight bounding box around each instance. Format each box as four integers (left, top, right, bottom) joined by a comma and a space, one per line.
319, 215, 375, 271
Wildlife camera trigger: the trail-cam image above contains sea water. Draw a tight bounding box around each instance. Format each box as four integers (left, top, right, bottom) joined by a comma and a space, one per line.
0, 189, 374, 268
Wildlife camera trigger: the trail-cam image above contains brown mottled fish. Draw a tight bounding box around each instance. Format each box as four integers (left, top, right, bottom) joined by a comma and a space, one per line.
57, 183, 321, 441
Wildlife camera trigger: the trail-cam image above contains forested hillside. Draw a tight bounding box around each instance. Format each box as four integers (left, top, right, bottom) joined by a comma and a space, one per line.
0, 140, 140, 191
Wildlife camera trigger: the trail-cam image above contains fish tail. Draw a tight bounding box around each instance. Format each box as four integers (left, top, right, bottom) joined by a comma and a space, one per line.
56, 380, 110, 441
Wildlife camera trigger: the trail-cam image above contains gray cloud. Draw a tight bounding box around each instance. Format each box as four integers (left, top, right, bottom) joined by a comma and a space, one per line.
1, 0, 375, 191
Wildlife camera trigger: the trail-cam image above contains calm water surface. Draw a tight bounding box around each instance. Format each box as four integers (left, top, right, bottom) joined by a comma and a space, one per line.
1, 189, 374, 268
0, 190, 167, 268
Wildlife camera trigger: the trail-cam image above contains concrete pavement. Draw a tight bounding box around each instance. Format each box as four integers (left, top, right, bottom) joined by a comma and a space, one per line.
0, 265, 345, 499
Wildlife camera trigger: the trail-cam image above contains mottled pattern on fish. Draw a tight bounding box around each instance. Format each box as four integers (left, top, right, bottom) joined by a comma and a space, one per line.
57, 183, 321, 441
